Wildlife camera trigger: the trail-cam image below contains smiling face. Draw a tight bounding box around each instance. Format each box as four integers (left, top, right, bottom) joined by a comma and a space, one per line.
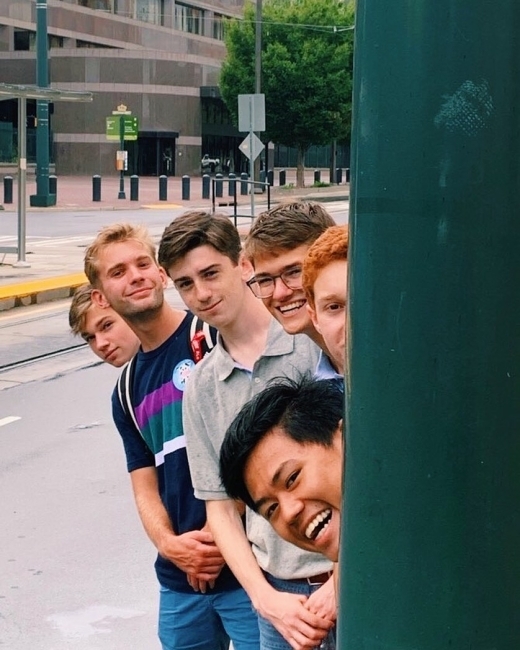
93, 240, 167, 321
252, 245, 314, 337
308, 259, 347, 374
166, 244, 247, 330
81, 303, 139, 367
243, 425, 343, 562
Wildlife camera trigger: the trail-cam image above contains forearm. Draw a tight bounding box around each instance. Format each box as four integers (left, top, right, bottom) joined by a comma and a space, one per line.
206, 499, 273, 609
130, 467, 175, 552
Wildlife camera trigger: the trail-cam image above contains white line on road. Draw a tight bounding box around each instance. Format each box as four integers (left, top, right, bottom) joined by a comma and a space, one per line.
0, 416, 21, 428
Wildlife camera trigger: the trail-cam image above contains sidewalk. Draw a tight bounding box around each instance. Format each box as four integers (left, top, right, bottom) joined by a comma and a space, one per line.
0, 173, 349, 311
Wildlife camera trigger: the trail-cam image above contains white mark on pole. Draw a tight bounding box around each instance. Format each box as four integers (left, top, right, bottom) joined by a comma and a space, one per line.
0, 416, 21, 428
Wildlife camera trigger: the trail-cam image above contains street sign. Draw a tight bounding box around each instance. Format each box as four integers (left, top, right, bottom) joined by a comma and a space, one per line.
239, 132, 264, 162
106, 115, 139, 141
238, 94, 265, 133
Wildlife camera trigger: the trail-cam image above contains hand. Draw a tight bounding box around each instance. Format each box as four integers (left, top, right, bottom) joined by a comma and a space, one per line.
257, 589, 333, 650
159, 529, 225, 581
186, 575, 216, 593
304, 577, 337, 623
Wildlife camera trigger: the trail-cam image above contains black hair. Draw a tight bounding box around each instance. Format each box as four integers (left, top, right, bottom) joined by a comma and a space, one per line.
219, 375, 344, 510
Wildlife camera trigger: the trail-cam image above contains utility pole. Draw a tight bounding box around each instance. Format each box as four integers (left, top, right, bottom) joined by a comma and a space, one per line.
30, 0, 55, 207
341, 1, 520, 648
253, 0, 262, 198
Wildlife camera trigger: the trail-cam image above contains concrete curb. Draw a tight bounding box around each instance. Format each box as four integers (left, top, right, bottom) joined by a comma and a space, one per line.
0, 273, 87, 312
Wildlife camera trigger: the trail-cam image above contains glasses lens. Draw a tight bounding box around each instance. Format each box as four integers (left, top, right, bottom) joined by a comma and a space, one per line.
249, 278, 274, 298
281, 267, 303, 289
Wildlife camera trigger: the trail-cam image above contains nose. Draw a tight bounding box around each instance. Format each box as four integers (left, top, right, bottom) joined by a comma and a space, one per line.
194, 279, 212, 303
279, 494, 304, 525
128, 264, 144, 283
271, 275, 293, 301
95, 332, 110, 351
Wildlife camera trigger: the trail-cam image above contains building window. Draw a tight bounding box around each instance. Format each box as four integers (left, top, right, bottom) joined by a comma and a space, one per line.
78, 0, 113, 11
135, 0, 164, 25
175, 2, 204, 35
14, 29, 36, 51
212, 13, 225, 41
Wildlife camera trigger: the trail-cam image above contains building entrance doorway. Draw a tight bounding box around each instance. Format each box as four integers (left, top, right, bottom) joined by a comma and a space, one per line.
127, 131, 178, 176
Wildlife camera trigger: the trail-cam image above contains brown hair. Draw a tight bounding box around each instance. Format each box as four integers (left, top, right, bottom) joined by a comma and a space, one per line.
243, 200, 336, 263
69, 283, 94, 335
158, 211, 242, 272
84, 223, 156, 287
302, 225, 348, 309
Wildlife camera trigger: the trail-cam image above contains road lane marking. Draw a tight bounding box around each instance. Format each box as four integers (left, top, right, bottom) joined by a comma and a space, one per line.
0, 416, 21, 427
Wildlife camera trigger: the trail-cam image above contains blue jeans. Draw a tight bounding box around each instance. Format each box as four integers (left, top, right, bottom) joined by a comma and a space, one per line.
158, 585, 260, 650
257, 575, 335, 650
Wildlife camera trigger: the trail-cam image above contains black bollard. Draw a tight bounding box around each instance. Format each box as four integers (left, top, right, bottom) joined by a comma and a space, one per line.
182, 175, 190, 201
215, 173, 223, 198
259, 170, 266, 193
336, 167, 342, 184
92, 175, 101, 202
130, 175, 139, 201
240, 172, 249, 196
279, 169, 286, 186
346, 167, 351, 182
314, 169, 321, 184
3, 175, 13, 204
202, 174, 210, 200
267, 169, 274, 186
228, 173, 236, 197
159, 175, 167, 201
49, 174, 57, 197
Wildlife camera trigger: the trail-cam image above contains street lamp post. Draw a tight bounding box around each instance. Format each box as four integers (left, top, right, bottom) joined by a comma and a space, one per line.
30, 0, 56, 207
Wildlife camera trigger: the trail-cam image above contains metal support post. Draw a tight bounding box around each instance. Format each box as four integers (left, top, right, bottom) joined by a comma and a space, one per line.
14, 97, 30, 267
130, 175, 139, 201
159, 175, 167, 201
182, 175, 190, 200
202, 174, 210, 200
92, 175, 101, 202
341, 2, 520, 648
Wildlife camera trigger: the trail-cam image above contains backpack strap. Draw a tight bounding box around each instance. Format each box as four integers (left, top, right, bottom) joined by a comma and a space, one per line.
117, 355, 142, 436
189, 316, 216, 362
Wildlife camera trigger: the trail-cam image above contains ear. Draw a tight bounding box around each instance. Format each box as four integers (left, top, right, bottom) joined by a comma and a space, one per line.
307, 303, 322, 334
91, 288, 110, 308
239, 252, 254, 281
158, 264, 170, 288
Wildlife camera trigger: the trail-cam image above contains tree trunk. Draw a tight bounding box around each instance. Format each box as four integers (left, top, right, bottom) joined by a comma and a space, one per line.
296, 147, 306, 188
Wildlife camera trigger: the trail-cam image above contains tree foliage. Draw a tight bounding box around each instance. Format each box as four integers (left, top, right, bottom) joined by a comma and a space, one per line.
220, 0, 355, 185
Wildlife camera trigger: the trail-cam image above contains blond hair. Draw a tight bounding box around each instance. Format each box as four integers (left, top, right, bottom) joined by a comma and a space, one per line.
69, 283, 94, 335
84, 223, 156, 287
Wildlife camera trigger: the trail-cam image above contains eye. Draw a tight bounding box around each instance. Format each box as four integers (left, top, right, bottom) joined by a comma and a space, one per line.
175, 279, 193, 291
285, 266, 302, 279
83, 334, 94, 343
101, 320, 113, 331
256, 277, 273, 288
204, 269, 218, 279
138, 260, 151, 268
286, 470, 300, 488
111, 268, 124, 278
326, 302, 345, 313
265, 503, 278, 520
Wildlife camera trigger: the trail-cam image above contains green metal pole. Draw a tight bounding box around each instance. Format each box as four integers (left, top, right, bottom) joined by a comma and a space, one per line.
340, 2, 520, 648
118, 115, 126, 199
30, 0, 56, 207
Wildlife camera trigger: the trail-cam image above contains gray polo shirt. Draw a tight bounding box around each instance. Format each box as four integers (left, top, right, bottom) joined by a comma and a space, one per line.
183, 318, 333, 580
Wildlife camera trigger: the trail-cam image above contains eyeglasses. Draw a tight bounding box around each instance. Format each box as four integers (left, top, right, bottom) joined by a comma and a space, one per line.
246, 266, 303, 299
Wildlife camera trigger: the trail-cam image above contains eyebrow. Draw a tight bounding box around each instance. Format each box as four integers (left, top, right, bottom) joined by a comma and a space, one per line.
252, 460, 291, 511
173, 263, 221, 283
106, 255, 151, 275
254, 263, 302, 278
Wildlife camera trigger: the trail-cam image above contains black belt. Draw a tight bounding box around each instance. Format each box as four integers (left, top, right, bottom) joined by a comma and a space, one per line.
291, 571, 332, 586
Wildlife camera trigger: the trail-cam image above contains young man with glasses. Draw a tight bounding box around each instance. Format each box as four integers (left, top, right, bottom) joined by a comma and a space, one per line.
243, 201, 336, 350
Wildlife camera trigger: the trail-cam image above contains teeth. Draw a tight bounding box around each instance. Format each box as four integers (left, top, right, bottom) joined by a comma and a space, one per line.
279, 300, 305, 314
305, 509, 332, 540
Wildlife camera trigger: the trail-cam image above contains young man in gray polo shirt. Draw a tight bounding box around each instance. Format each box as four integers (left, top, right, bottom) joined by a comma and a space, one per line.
158, 211, 335, 650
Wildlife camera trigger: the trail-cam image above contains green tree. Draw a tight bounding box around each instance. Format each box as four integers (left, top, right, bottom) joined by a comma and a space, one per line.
220, 0, 354, 187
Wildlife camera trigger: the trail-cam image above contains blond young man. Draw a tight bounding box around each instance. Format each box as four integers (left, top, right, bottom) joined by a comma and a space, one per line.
83, 223, 258, 650
302, 225, 348, 376
69, 283, 139, 367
